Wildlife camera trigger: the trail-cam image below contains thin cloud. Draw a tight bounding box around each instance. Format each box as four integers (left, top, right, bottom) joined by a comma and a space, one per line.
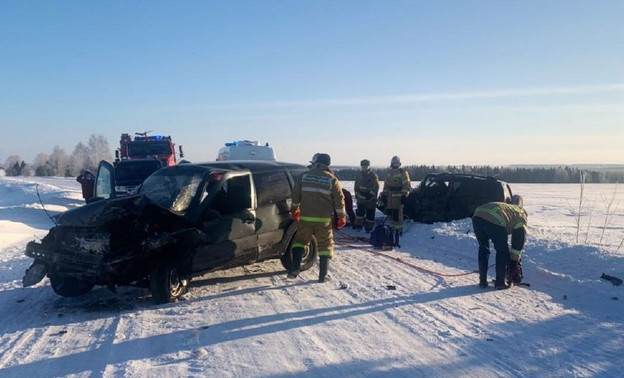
207, 83, 624, 109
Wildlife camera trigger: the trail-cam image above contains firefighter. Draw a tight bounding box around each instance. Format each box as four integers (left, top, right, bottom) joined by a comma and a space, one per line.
353, 159, 379, 233
76, 170, 95, 202
472, 195, 527, 289
290, 153, 346, 283
381, 156, 411, 246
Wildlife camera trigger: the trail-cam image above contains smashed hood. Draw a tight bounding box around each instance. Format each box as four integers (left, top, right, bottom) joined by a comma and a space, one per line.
55, 195, 144, 228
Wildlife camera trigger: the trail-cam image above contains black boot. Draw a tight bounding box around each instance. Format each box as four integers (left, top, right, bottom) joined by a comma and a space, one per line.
494, 255, 510, 290
319, 256, 331, 283
478, 257, 489, 288
288, 247, 303, 278
394, 230, 401, 247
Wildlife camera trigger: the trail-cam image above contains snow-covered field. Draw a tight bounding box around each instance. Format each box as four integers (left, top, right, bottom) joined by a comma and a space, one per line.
0, 176, 623, 377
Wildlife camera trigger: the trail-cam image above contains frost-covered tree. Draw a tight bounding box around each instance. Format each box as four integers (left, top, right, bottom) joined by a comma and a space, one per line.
48, 146, 70, 177
20, 162, 31, 176
32, 153, 54, 176
4, 155, 24, 176
68, 142, 90, 176
85, 134, 112, 170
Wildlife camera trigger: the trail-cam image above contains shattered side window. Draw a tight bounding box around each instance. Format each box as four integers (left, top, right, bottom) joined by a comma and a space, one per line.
141, 170, 204, 213
254, 171, 291, 205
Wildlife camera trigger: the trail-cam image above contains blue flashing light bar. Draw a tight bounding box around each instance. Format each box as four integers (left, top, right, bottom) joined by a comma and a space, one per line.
135, 135, 166, 142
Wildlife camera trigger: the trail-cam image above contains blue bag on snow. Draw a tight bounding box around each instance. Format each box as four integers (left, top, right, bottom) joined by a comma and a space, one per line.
369, 223, 394, 250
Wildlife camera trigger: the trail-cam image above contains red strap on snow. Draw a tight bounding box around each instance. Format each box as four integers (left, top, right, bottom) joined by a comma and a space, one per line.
334, 230, 479, 278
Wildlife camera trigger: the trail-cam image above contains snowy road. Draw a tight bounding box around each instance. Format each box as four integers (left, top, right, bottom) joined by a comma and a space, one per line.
0, 177, 622, 377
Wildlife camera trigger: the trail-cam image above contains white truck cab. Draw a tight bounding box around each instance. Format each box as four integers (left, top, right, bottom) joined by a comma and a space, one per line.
216, 140, 277, 161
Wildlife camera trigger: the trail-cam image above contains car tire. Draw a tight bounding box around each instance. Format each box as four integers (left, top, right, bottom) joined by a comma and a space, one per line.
281, 235, 318, 272
150, 263, 187, 304
49, 275, 95, 297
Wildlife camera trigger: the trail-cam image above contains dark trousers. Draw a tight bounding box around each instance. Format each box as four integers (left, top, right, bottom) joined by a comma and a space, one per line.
472, 216, 510, 285
355, 206, 376, 231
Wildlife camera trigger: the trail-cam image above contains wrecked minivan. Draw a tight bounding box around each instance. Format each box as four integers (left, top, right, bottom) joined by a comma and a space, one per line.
403, 173, 514, 224
23, 161, 313, 303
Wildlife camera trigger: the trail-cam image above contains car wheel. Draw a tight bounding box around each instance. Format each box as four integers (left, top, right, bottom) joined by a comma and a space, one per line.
281, 235, 318, 272
150, 264, 187, 304
49, 275, 95, 297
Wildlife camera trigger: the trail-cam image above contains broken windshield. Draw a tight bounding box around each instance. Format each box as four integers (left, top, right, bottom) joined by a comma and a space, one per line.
140, 170, 204, 213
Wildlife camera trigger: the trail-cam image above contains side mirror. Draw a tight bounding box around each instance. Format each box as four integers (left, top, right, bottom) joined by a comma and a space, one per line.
179, 145, 184, 158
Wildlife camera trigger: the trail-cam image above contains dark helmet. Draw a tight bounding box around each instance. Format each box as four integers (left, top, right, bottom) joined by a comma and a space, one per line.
390, 156, 401, 168
310, 153, 331, 167
510, 194, 524, 208
360, 159, 370, 167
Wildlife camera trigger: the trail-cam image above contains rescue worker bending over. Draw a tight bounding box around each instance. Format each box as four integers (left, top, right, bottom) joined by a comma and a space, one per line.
290, 153, 346, 283
381, 156, 411, 246
353, 159, 380, 233
472, 195, 527, 289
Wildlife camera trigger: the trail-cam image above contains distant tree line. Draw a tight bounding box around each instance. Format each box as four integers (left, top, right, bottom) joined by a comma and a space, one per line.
334, 164, 624, 184
1, 134, 112, 177
2, 141, 622, 184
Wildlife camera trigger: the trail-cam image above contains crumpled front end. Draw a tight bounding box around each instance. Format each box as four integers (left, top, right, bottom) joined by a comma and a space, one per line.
22, 196, 149, 288
23, 226, 112, 287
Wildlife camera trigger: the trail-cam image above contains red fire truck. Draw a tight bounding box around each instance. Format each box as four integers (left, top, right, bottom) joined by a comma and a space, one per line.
90, 132, 185, 201
118, 132, 183, 166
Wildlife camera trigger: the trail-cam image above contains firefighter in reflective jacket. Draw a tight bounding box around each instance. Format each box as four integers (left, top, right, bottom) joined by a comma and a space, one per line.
381, 156, 411, 245
472, 195, 527, 289
290, 153, 346, 283
353, 159, 379, 233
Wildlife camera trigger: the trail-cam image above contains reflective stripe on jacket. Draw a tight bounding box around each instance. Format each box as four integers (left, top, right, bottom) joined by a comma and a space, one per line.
354, 170, 379, 206
473, 202, 527, 235
292, 165, 346, 221
382, 167, 410, 210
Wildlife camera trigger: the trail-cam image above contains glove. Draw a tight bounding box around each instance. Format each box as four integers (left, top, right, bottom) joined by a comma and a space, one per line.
337, 216, 346, 229
377, 193, 387, 211
291, 208, 301, 222
506, 260, 523, 285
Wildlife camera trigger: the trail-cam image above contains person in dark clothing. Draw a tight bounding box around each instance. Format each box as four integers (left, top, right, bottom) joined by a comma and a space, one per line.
472, 195, 527, 289
76, 170, 95, 202
333, 188, 355, 229
353, 159, 379, 233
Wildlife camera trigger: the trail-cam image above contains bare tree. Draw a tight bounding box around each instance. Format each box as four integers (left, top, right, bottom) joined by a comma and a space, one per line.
48, 146, 70, 176
575, 171, 586, 243
32, 153, 53, 176
85, 134, 112, 171
69, 142, 90, 176
4, 155, 24, 176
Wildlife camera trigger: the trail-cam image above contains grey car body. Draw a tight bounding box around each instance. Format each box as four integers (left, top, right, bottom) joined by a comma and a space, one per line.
404, 173, 514, 224
23, 161, 315, 303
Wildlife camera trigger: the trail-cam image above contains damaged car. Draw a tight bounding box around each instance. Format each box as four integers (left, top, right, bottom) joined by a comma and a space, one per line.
404, 173, 514, 224
23, 161, 313, 303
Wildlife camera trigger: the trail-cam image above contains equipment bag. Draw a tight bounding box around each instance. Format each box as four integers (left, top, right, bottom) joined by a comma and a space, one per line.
369, 223, 395, 250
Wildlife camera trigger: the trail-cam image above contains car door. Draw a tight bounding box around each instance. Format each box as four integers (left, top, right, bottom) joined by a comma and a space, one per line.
93, 160, 116, 201
253, 170, 294, 260
191, 171, 258, 272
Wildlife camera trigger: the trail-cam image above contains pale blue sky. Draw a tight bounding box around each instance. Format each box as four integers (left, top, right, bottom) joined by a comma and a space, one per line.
1, 1, 623, 167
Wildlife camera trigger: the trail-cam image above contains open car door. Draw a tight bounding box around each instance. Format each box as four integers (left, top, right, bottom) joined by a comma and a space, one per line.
192, 171, 259, 272
93, 160, 116, 201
